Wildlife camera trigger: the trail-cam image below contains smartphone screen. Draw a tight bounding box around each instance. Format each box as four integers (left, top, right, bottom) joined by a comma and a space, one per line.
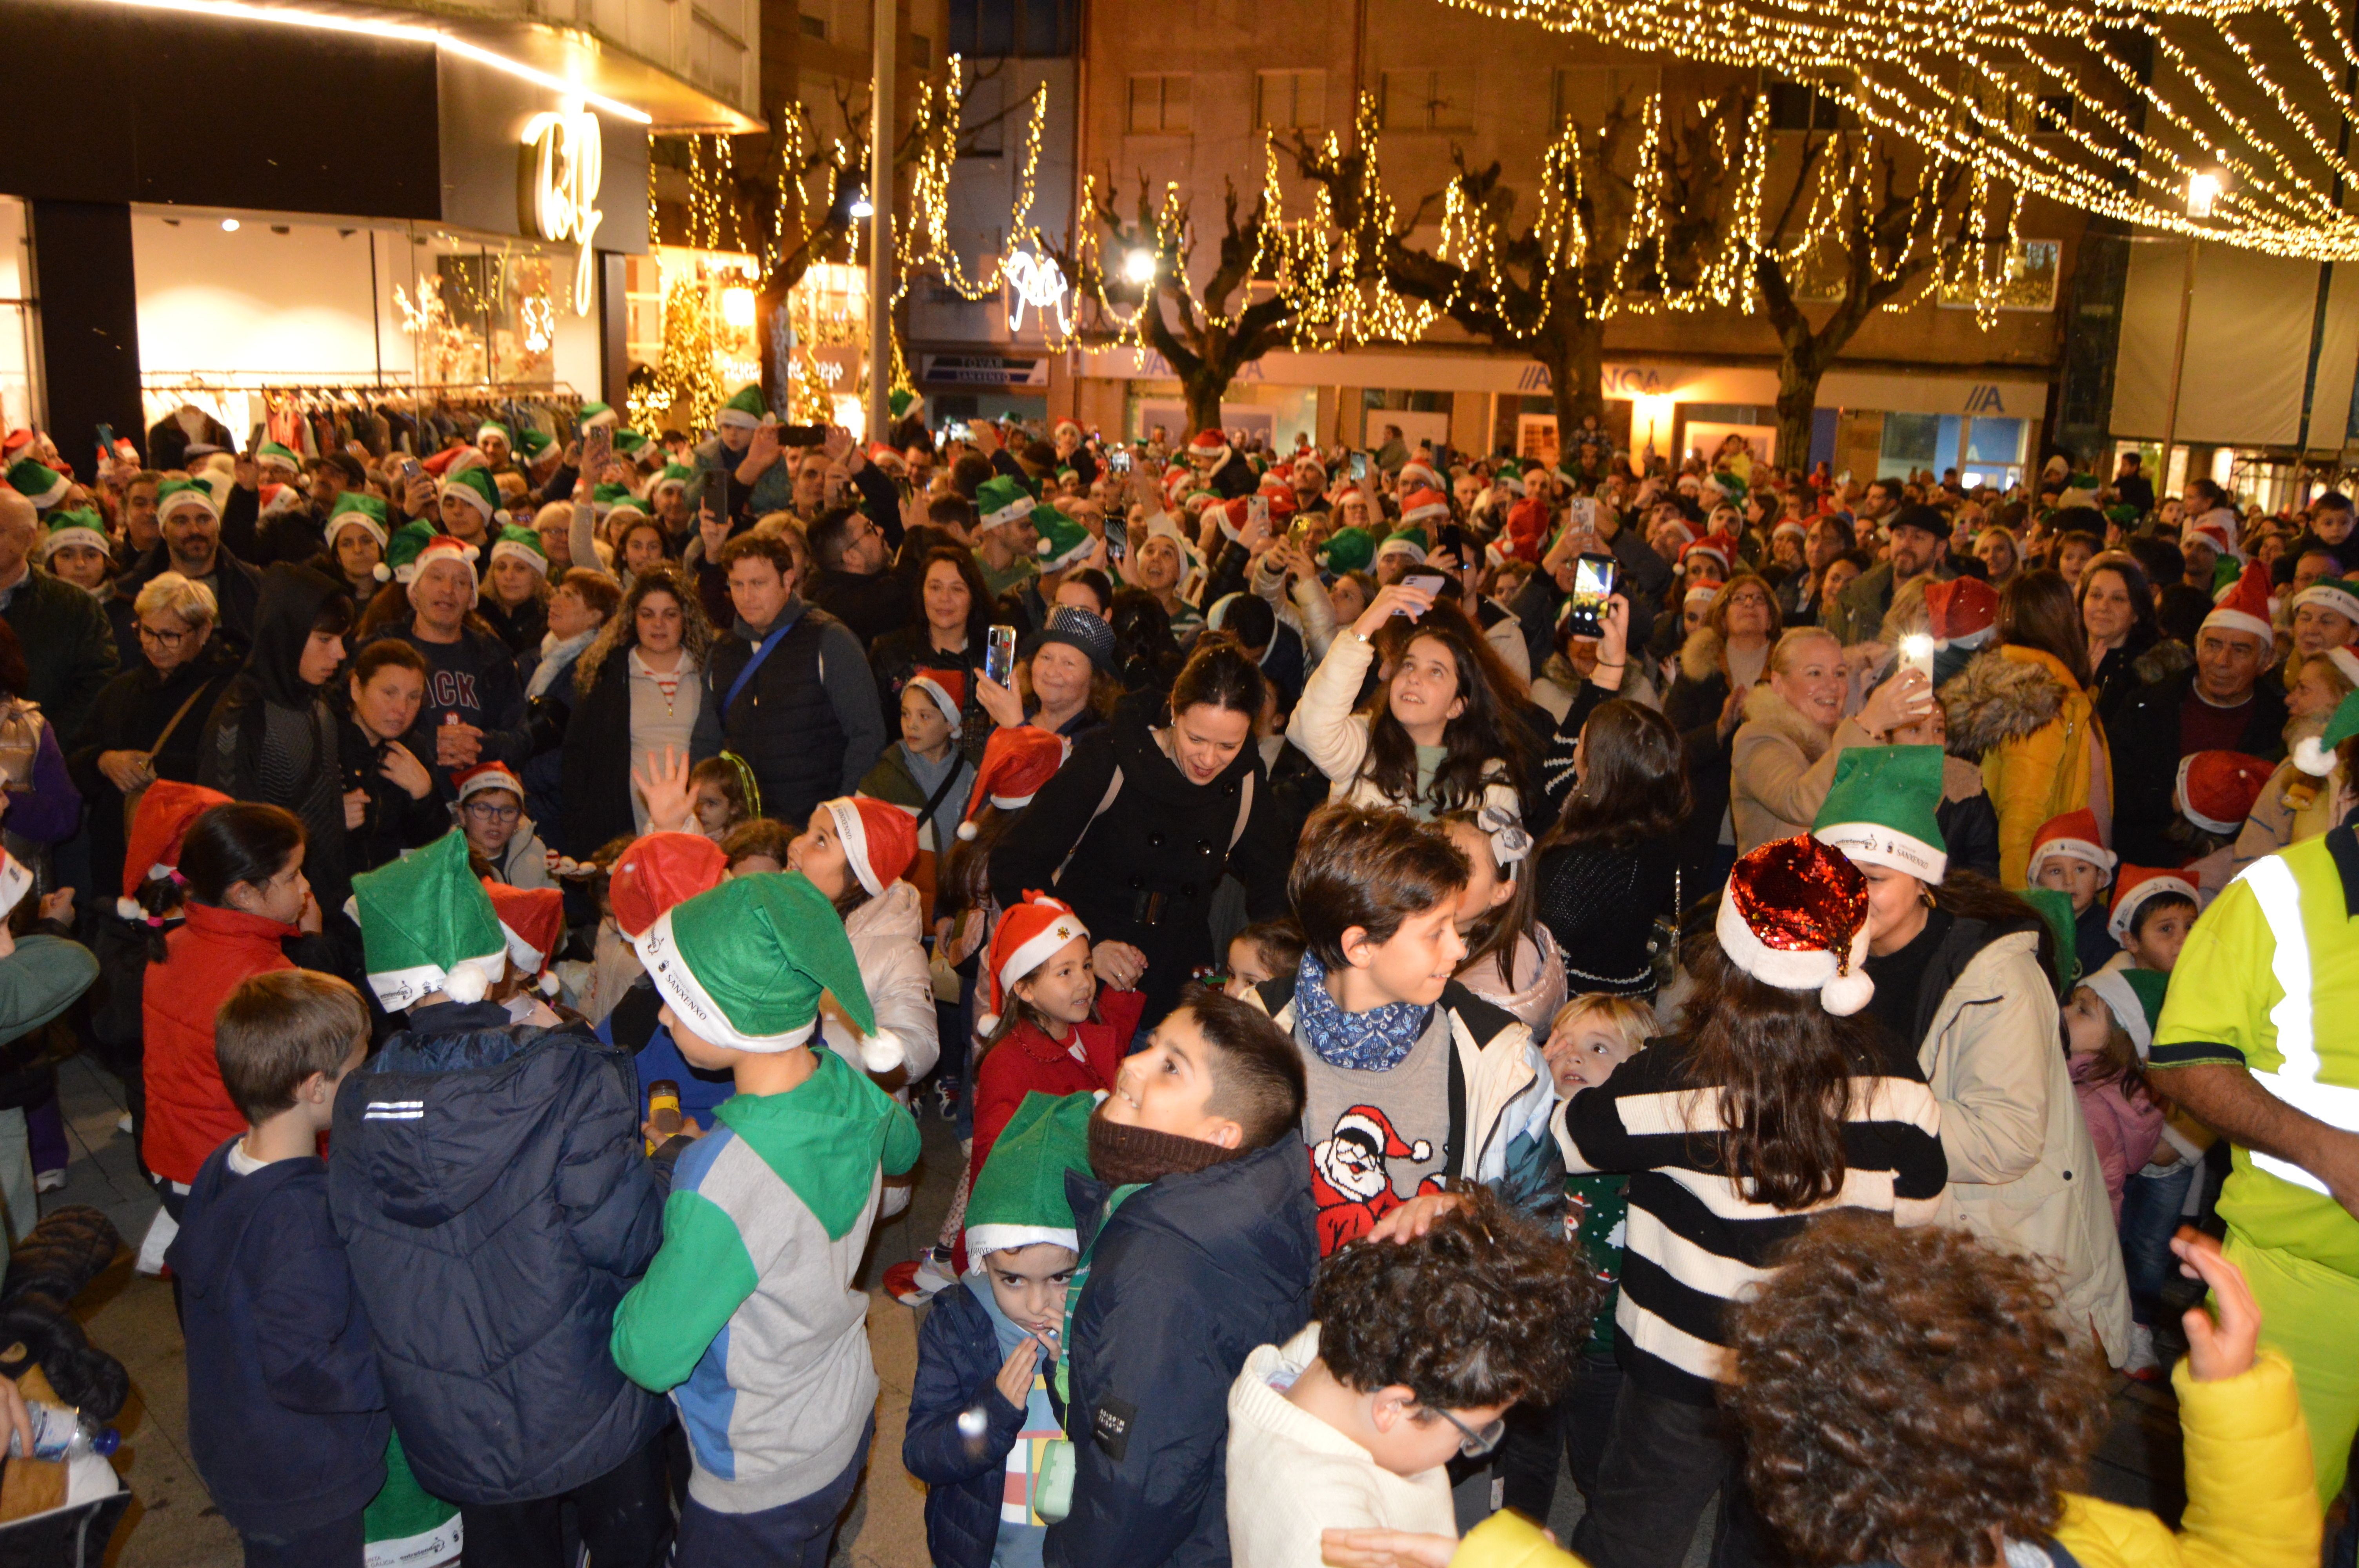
984, 624, 1018, 686
1110, 450, 1132, 474
1898, 633, 1936, 682
1105, 516, 1130, 559
583, 425, 612, 474
1349, 452, 1369, 481
1401, 571, 1450, 603
1567, 553, 1617, 637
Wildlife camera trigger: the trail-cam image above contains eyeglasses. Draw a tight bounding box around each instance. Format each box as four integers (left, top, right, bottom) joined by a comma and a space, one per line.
138, 622, 193, 648
463, 801, 522, 823
1420, 1405, 1505, 1459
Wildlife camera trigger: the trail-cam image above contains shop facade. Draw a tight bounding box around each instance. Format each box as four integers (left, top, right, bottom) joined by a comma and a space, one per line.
0, 0, 749, 475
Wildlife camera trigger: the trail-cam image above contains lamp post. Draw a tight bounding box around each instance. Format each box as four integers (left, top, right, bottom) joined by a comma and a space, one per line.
2159, 171, 2221, 486
864, 0, 895, 442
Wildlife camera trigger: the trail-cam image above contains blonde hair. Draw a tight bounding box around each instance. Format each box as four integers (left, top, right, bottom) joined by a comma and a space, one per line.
1768, 625, 1842, 678
1546, 992, 1657, 1054
133, 571, 220, 629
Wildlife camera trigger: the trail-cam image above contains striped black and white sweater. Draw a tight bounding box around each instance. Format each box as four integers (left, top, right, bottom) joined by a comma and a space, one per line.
1554, 1033, 1946, 1404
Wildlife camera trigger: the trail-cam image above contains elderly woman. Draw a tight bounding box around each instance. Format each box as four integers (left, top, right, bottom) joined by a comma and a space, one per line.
1727, 626, 1931, 851
67, 572, 239, 904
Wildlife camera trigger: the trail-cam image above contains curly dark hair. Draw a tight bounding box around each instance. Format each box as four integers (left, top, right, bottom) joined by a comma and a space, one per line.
1314, 1185, 1596, 1410
1727, 1214, 2107, 1568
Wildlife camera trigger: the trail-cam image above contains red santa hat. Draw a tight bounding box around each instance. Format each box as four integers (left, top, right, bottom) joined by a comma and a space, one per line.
1924, 576, 1999, 648
453, 761, 525, 804
410, 534, 483, 595
482, 880, 566, 994
608, 831, 729, 941
2107, 864, 2200, 943
1398, 459, 1442, 492
1188, 429, 1229, 457
119, 780, 233, 914
1713, 836, 1876, 1016
1256, 470, 1294, 501
2181, 512, 2241, 563
2175, 750, 2274, 835
2026, 809, 2116, 881
1397, 485, 1450, 526
1501, 496, 1552, 564
825, 795, 919, 898
2201, 561, 2275, 645
258, 482, 305, 518
1655, 515, 1698, 550
980, 891, 1091, 1035
1681, 532, 1736, 575
422, 444, 485, 478
1329, 1103, 1434, 1165
959, 727, 1067, 839
1292, 454, 1327, 483
905, 669, 966, 735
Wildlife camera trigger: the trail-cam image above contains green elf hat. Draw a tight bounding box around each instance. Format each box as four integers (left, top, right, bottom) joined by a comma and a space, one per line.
254, 441, 302, 475
632, 871, 905, 1071
2294, 688, 2359, 777
326, 492, 389, 554
39, 508, 109, 562
976, 475, 1035, 534
514, 425, 555, 462
155, 476, 219, 521
2293, 576, 2359, 628
612, 427, 651, 457
475, 419, 514, 451
594, 482, 649, 522
1321, 524, 1375, 575
489, 524, 549, 578
1812, 745, 1948, 883
888, 387, 916, 418
651, 463, 694, 501
577, 401, 620, 431
965, 1090, 1096, 1263
1375, 526, 1430, 566
1032, 505, 1093, 570
442, 465, 500, 522
2019, 886, 2082, 994
6, 459, 70, 510
352, 830, 509, 1009
380, 518, 436, 583
1494, 459, 1525, 496
2104, 502, 2141, 528
716, 384, 769, 433
2084, 966, 2170, 1060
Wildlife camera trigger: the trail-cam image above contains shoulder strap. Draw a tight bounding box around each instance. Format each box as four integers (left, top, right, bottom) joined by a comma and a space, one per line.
722, 617, 797, 711
917, 757, 966, 827
1229, 768, 1255, 851
147, 680, 214, 756
1052, 765, 1123, 886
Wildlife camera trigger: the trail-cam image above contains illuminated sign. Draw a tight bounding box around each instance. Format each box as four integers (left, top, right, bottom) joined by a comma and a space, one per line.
1005, 249, 1072, 335
521, 102, 603, 316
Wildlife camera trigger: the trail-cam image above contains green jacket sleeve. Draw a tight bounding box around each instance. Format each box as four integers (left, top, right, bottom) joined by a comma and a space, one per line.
609, 1188, 760, 1393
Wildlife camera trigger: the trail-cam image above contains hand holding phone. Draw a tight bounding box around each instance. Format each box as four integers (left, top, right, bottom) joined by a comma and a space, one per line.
1564, 554, 1618, 639
983, 624, 1018, 687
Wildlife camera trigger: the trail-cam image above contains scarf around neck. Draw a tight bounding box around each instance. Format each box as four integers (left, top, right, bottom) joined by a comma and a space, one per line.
527, 627, 597, 700
1086, 1108, 1247, 1186
1294, 949, 1435, 1072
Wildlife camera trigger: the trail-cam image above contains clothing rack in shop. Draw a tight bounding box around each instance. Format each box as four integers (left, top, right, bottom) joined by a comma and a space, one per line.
141, 379, 591, 460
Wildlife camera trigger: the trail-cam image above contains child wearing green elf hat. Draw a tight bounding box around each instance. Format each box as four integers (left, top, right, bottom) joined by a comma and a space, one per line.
905, 1090, 1095, 1566
610, 871, 920, 1555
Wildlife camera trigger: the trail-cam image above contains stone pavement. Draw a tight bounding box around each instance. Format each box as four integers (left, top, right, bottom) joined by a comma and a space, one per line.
40, 1051, 2188, 1568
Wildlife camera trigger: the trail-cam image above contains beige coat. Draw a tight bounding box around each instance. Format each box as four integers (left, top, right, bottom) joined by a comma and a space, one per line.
1727, 684, 1875, 851
1917, 927, 2132, 1363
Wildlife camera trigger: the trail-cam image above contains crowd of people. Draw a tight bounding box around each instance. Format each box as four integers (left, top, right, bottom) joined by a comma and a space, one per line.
0, 396, 2348, 1568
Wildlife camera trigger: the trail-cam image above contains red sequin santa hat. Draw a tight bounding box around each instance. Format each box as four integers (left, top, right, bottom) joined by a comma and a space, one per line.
482, 880, 566, 995
825, 795, 919, 897
2108, 864, 2200, 944
608, 831, 728, 941
1924, 576, 1999, 649
906, 669, 966, 736
1713, 836, 1876, 1015
119, 780, 232, 918
2026, 809, 2116, 882
2175, 750, 2275, 835
958, 727, 1067, 840
2202, 561, 2275, 645
980, 891, 1091, 1034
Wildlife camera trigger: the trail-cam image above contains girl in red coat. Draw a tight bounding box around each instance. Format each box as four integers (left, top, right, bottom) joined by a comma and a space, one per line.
967, 891, 1148, 1189
142, 803, 320, 1212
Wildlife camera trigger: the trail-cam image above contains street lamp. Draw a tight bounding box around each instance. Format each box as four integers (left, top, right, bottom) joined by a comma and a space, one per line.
2160, 172, 2223, 489
849, 188, 874, 220
2186, 170, 2222, 219
1122, 247, 1157, 285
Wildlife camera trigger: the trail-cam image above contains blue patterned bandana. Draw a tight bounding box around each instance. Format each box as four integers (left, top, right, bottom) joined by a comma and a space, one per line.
1294, 950, 1435, 1071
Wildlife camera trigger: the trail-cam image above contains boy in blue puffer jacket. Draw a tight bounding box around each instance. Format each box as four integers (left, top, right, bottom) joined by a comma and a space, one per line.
906, 1091, 1096, 1568
329, 831, 672, 1566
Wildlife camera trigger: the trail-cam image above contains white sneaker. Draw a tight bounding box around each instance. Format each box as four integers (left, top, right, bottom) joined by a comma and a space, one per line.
33, 1170, 64, 1194
2122, 1321, 2161, 1379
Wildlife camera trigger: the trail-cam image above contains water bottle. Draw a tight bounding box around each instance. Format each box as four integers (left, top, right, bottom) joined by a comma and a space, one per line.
6, 1401, 121, 1463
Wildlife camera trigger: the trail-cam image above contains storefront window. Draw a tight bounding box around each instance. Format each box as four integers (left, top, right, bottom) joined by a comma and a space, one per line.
0, 199, 39, 432
624, 249, 866, 438
1962, 416, 2026, 490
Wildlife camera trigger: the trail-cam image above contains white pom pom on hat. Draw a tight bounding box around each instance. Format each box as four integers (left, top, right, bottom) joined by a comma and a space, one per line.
1820, 968, 1876, 1017
439, 959, 494, 1005
858, 1028, 906, 1074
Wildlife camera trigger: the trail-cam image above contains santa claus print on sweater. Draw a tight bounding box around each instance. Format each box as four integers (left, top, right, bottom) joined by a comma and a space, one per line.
1310, 1104, 1447, 1255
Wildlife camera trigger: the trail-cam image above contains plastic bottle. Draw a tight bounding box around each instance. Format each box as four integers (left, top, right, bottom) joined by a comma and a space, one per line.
7, 1401, 121, 1463
646, 1080, 681, 1154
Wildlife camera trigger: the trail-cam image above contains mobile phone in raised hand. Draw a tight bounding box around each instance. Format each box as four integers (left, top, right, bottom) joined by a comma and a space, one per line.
984, 624, 1018, 686
1564, 553, 1618, 638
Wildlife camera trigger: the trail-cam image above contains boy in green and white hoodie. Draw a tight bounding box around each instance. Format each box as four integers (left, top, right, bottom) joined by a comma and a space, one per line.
609, 871, 921, 1564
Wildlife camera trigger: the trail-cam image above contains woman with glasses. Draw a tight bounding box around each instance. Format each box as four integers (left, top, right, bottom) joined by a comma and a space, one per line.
67, 572, 240, 906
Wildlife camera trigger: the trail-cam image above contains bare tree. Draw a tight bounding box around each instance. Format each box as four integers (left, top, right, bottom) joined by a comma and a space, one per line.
1752, 130, 1976, 467
1292, 91, 1752, 432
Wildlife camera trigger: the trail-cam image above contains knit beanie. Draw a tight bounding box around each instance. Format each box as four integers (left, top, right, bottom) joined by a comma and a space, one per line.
1714, 835, 1875, 1016
353, 831, 510, 1008
965, 1091, 1096, 1262
632, 871, 904, 1071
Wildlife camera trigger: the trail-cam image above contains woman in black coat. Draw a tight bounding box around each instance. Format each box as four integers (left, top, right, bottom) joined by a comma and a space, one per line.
989, 643, 1291, 1028
2078, 552, 2165, 734
1533, 695, 1690, 1000
66, 570, 240, 907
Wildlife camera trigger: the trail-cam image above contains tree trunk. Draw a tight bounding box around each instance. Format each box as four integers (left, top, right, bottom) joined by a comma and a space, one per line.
1183, 369, 1227, 439
1773, 351, 1824, 475
1536, 316, 1605, 449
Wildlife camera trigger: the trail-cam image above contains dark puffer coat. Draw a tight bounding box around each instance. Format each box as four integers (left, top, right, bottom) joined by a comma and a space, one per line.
1044, 1134, 1319, 1568
327, 1001, 667, 1505
903, 1279, 1029, 1568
